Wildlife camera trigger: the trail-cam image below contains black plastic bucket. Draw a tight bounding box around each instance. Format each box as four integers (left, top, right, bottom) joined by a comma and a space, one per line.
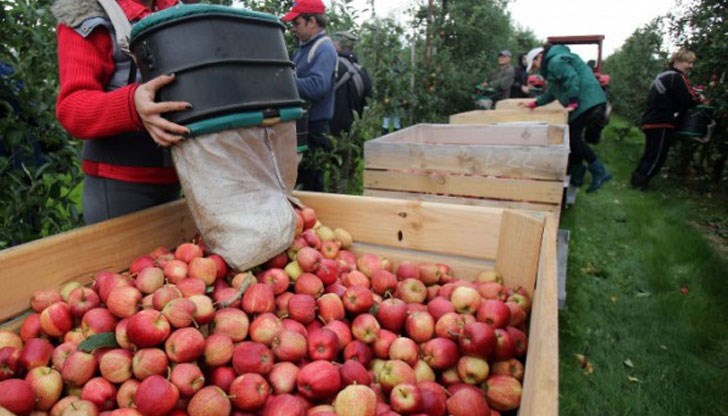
677, 105, 714, 137
130, 5, 303, 125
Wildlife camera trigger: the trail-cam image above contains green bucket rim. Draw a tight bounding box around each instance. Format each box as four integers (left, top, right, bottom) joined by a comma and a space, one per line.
131, 4, 282, 40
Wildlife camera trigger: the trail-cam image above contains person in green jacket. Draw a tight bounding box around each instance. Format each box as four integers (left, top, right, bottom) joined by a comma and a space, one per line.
522, 44, 612, 192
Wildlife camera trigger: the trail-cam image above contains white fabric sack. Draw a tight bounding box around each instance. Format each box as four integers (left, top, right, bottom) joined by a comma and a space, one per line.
172, 121, 299, 271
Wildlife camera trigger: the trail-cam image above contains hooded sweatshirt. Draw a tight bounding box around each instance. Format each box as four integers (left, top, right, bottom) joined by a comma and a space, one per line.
535, 45, 606, 122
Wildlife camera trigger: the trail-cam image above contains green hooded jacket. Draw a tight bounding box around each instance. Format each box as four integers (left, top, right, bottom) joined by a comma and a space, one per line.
535, 45, 606, 121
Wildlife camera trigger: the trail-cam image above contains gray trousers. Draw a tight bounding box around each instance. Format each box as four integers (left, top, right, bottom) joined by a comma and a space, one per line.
82, 175, 180, 225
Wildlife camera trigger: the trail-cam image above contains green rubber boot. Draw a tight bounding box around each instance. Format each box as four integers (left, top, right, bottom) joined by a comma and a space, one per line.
587, 160, 613, 193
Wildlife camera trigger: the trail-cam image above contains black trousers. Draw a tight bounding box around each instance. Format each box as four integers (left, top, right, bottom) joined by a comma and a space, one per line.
297, 120, 331, 192
632, 127, 676, 187
568, 104, 603, 170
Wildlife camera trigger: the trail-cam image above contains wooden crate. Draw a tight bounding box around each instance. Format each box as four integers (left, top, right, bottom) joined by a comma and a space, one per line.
449, 109, 568, 125
495, 98, 565, 111
0, 193, 558, 415
364, 123, 569, 216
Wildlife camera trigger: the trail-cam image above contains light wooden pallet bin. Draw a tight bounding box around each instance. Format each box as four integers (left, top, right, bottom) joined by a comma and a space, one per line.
0, 192, 559, 416
363, 123, 569, 219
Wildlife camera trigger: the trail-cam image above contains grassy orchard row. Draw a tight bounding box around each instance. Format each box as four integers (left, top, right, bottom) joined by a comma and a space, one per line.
0, 205, 530, 416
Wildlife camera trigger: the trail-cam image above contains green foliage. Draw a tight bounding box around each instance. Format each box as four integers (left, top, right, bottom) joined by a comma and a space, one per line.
603, 21, 667, 125
0, 0, 83, 248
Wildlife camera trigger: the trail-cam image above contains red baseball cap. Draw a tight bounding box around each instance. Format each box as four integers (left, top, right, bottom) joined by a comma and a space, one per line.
282, 0, 326, 22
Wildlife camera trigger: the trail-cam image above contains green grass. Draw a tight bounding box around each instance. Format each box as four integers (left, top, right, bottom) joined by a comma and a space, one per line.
558, 118, 728, 415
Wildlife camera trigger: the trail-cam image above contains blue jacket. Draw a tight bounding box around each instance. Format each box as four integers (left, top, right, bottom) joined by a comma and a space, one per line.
291, 31, 337, 122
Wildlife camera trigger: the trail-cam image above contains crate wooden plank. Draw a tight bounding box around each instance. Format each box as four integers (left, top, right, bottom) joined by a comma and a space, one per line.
496, 98, 565, 111
0, 201, 197, 322
519, 214, 559, 415
294, 192, 503, 261
495, 210, 545, 291
449, 109, 568, 125
365, 142, 568, 180
364, 170, 565, 204
372, 123, 567, 146
363, 189, 560, 214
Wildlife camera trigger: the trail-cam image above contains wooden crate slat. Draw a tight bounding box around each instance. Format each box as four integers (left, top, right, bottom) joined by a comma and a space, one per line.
365, 142, 568, 180
363, 170, 565, 204
519, 214, 560, 415
495, 210, 545, 292
363, 189, 559, 214
294, 192, 502, 261
372, 123, 567, 146
449, 109, 568, 125
495, 98, 565, 111
0, 201, 197, 322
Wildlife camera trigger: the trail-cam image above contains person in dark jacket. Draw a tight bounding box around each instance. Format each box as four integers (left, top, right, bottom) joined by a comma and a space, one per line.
523, 44, 612, 192
283, 0, 337, 192
482, 50, 515, 103
631, 49, 703, 190
510, 52, 529, 99
330, 31, 372, 136
52, 0, 192, 225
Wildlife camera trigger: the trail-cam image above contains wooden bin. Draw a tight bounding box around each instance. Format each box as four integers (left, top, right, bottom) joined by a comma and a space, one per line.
449, 109, 567, 125
494, 98, 565, 111
364, 123, 569, 216
0, 193, 558, 416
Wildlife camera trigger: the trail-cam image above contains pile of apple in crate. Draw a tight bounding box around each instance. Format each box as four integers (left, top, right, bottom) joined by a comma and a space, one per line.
0, 206, 529, 416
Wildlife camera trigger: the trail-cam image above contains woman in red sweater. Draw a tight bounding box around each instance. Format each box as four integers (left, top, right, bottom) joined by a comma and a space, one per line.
53, 0, 191, 224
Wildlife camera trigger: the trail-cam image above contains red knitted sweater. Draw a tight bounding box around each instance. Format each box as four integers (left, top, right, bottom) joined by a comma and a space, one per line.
55, 0, 179, 184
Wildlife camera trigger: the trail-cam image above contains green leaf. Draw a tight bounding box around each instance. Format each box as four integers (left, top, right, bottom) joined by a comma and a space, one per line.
77, 332, 119, 352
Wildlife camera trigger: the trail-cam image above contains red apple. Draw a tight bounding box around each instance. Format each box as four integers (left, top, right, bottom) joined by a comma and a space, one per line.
459, 322, 497, 358
162, 297, 197, 328
476, 300, 511, 329
99, 348, 133, 384
296, 360, 341, 401
268, 362, 299, 394
19, 313, 42, 341
132, 348, 168, 380
126, 309, 171, 347
229, 373, 270, 411
151, 285, 182, 311
232, 342, 274, 375
324, 320, 352, 351
483, 375, 522, 411
320, 240, 340, 259
0, 330, 23, 351
31, 289, 64, 313
270, 329, 307, 362
135, 267, 166, 295
287, 294, 317, 324
341, 270, 370, 289
188, 385, 231, 416
258, 268, 291, 295
404, 311, 435, 343
338, 359, 371, 387
446, 388, 490, 416
19, 337, 54, 370
176, 277, 207, 298
208, 366, 236, 394
356, 254, 385, 277
0, 346, 20, 380
426, 297, 455, 321
294, 273, 324, 298
351, 313, 381, 344
67, 287, 101, 318
296, 247, 323, 273
188, 256, 217, 286
315, 258, 340, 286
342, 340, 373, 368
62, 350, 97, 387
175, 242, 204, 263
81, 307, 119, 336
372, 329, 398, 359
505, 301, 527, 327
203, 333, 234, 367
476, 281, 507, 301
397, 278, 427, 304
316, 293, 345, 323
377, 360, 416, 393
163, 259, 189, 283
390, 383, 422, 414
413, 359, 436, 383
188, 294, 215, 325
242, 283, 276, 315
307, 328, 339, 361
165, 327, 205, 363
418, 381, 448, 416
491, 329, 515, 361
212, 308, 250, 342
450, 286, 481, 314
343, 285, 375, 315
505, 326, 528, 357
170, 362, 205, 397
417, 263, 441, 286
25, 365, 63, 410
419, 338, 459, 370
81, 376, 117, 411
40, 301, 74, 337
375, 298, 408, 333
116, 379, 139, 408
489, 358, 525, 381
370, 269, 397, 296
456, 356, 490, 385
300, 207, 317, 229
265, 252, 289, 270
106, 286, 142, 319
302, 228, 322, 249
135, 374, 180, 416
0, 379, 36, 415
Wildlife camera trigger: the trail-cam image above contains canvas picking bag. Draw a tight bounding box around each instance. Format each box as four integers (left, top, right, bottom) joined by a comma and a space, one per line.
171, 121, 299, 271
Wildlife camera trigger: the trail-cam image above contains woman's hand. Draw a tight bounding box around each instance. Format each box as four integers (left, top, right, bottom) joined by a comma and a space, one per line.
134, 74, 191, 147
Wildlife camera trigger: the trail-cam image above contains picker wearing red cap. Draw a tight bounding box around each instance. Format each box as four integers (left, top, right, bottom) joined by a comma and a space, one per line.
282, 0, 337, 192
